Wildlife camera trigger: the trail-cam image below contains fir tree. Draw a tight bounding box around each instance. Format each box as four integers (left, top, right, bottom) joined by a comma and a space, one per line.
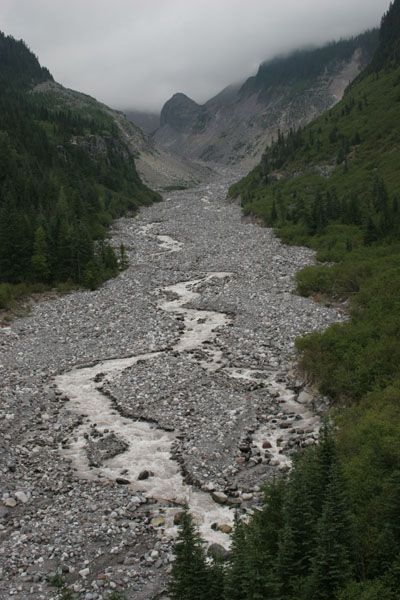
224, 513, 248, 600
168, 505, 210, 600
31, 225, 50, 281
305, 461, 354, 599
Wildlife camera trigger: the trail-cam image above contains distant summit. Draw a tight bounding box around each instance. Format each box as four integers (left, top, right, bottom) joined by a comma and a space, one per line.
160, 93, 203, 132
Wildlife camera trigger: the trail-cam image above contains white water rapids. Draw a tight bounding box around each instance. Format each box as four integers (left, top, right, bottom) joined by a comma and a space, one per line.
56, 264, 236, 544
56, 225, 322, 546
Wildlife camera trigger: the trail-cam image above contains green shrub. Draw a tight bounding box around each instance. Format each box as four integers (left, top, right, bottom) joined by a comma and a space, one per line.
0, 283, 12, 308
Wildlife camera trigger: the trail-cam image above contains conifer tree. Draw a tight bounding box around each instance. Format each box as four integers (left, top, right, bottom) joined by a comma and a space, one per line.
168, 505, 210, 600
243, 521, 276, 600
208, 558, 225, 600
31, 225, 50, 281
224, 513, 248, 600
305, 461, 354, 599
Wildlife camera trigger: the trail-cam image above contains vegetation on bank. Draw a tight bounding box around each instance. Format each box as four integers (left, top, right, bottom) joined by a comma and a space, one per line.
0, 32, 160, 306
169, 2, 400, 599
169, 428, 400, 600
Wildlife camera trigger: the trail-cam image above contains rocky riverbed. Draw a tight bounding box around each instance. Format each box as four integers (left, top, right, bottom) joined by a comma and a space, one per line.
0, 166, 345, 599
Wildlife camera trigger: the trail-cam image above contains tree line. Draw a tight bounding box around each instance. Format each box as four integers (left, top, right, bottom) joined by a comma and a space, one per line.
169, 427, 399, 600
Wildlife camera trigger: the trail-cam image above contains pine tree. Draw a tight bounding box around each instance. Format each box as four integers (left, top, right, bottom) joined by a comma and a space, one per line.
243, 521, 276, 600
208, 558, 225, 600
0, 188, 31, 282
31, 225, 50, 282
270, 200, 278, 225
275, 522, 298, 597
118, 243, 129, 270
224, 513, 248, 600
168, 505, 210, 600
242, 481, 286, 600
305, 461, 354, 599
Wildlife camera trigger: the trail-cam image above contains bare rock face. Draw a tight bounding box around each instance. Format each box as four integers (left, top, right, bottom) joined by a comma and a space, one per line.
153, 32, 378, 168
160, 93, 203, 132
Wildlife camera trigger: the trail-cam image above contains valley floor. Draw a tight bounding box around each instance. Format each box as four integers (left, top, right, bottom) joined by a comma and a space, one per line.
0, 166, 345, 599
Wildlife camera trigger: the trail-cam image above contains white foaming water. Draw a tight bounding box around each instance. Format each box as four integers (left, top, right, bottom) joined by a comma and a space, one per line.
159, 273, 232, 355
57, 226, 321, 546
57, 269, 235, 545
156, 235, 184, 253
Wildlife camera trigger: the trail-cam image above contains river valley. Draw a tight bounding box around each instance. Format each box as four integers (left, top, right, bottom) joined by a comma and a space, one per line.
0, 166, 345, 599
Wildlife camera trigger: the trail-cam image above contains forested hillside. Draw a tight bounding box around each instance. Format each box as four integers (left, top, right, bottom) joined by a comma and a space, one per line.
169, 2, 400, 599
241, 29, 378, 95
0, 32, 160, 306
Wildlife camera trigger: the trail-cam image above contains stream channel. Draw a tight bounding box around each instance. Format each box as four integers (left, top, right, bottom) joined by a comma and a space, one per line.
55, 172, 341, 550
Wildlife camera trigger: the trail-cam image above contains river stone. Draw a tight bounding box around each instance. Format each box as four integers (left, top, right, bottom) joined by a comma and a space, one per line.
217, 524, 232, 534
226, 497, 242, 506
242, 493, 253, 501
207, 543, 230, 561
173, 511, 184, 525
4, 498, 16, 508
211, 491, 228, 505
151, 516, 165, 527
0, 507, 9, 519
15, 491, 29, 503
303, 438, 316, 446
297, 390, 313, 404
137, 470, 150, 480
115, 477, 131, 485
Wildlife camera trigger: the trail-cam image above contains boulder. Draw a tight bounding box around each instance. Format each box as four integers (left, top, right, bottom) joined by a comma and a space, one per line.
151, 516, 165, 528
116, 477, 131, 485
207, 543, 230, 561
217, 524, 232, 534
211, 491, 228, 505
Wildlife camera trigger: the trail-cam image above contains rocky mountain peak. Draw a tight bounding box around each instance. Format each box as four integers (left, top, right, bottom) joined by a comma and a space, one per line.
160, 92, 202, 131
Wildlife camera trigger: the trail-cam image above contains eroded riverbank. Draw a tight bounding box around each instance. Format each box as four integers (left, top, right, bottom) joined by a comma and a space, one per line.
0, 167, 345, 599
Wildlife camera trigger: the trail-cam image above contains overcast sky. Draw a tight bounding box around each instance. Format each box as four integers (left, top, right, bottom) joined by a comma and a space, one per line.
1, 0, 390, 113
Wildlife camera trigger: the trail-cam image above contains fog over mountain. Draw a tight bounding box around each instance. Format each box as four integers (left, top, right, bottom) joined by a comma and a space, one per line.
2, 0, 390, 111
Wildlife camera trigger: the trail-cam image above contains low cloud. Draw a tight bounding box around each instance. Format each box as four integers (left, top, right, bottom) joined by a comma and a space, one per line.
2, 0, 389, 112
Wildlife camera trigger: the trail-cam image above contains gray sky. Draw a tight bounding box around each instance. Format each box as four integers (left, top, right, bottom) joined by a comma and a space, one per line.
1, 0, 390, 112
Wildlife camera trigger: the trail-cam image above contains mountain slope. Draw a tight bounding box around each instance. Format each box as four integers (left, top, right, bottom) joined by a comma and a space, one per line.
227, 2, 400, 594
33, 80, 211, 191
154, 30, 378, 168
0, 31, 161, 295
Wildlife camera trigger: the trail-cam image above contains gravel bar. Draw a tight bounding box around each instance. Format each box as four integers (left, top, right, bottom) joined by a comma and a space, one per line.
0, 165, 345, 599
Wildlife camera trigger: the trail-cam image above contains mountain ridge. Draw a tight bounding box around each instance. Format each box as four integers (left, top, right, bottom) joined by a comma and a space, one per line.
153, 30, 379, 168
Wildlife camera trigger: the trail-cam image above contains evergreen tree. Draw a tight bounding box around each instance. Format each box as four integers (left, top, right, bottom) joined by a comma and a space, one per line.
208, 558, 225, 600
305, 461, 354, 599
270, 200, 278, 225
243, 521, 276, 600
31, 225, 50, 281
168, 505, 210, 600
224, 513, 248, 600
118, 243, 129, 270
0, 188, 31, 282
